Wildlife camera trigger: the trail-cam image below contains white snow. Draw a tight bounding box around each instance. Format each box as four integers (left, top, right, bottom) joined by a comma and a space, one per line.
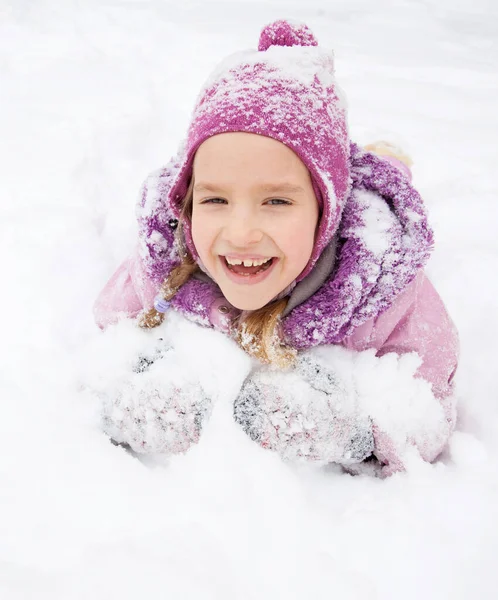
1, 1, 498, 599
353, 188, 395, 257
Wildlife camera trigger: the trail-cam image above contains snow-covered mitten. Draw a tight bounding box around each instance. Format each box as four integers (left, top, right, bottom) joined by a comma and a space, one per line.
102, 338, 211, 455
233, 355, 374, 465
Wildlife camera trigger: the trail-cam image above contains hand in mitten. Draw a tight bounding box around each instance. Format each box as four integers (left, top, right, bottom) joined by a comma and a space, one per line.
234, 354, 374, 465
102, 338, 211, 455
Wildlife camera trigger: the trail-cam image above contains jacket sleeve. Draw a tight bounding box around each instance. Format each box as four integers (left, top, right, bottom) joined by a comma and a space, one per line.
93, 250, 157, 329
343, 270, 459, 474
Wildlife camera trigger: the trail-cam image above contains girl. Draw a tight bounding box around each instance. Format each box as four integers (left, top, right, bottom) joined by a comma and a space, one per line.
94, 20, 459, 476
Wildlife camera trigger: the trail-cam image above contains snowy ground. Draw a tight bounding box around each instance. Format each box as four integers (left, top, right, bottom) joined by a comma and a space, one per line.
1, 1, 498, 598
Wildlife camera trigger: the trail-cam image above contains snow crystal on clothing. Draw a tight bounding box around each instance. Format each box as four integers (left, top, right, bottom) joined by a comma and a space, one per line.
205, 45, 336, 91
234, 355, 374, 465
353, 189, 395, 258
99, 342, 212, 455
136, 158, 186, 283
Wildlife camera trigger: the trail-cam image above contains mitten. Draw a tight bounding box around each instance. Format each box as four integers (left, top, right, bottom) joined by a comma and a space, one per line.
102, 338, 211, 455
234, 354, 374, 465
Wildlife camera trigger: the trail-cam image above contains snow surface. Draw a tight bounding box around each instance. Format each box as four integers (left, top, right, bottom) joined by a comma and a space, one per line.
1, 1, 498, 598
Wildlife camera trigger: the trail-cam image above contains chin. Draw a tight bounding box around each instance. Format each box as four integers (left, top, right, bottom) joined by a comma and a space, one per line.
223, 292, 273, 312
229, 298, 268, 312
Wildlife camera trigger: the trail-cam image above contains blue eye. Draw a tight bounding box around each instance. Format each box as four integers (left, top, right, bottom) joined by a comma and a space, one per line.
201, 197, 227, 204
266, 198, 292, 206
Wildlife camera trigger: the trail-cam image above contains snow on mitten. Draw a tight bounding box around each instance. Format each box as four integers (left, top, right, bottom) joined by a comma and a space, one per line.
233, 355, 374, 465
102, 338, 211, 455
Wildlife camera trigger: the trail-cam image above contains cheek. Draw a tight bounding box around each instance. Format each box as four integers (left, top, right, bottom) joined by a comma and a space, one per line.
191, 211, 212, 258
279, 214, 317, 267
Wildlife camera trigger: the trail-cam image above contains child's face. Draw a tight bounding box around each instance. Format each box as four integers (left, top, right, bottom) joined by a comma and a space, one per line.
191, 132, 319, 311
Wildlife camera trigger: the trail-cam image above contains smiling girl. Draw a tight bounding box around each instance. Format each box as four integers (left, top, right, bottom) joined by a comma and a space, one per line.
94, 20, 459, 476
192, 133, 319, 311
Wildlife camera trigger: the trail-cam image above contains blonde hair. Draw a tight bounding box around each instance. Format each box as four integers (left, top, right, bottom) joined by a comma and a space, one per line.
364, 141, 413, 167
139, 181, 295, 368
233, 298, 296, 368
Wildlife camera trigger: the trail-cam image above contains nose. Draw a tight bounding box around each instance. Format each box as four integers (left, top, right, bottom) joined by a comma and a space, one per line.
222, 205, 263, 247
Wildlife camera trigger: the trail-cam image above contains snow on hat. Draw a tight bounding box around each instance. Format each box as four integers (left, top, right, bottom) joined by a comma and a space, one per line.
167, 19, 351, 280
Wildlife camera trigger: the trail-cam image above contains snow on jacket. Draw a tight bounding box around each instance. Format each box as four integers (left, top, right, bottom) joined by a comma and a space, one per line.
94, 146, 459, 473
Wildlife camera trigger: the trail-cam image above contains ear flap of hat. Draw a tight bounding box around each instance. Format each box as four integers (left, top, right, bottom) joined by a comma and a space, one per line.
136, 149, 193, 284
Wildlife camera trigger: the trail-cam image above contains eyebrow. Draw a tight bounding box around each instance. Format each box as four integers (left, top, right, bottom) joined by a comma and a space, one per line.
193, 182, 306, 194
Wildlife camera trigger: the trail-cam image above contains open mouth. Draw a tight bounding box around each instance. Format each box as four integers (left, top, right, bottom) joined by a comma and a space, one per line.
222, 256, 275, 277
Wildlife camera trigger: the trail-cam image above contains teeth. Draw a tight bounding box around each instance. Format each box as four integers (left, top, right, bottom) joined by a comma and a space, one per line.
226, 257, 271, 267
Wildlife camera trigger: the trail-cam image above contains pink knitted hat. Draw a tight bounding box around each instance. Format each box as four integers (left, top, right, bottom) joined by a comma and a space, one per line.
168, 19, 351, 280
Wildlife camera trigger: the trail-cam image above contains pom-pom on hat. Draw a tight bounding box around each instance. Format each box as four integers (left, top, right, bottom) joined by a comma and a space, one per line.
258, 20, 319, 50
167, 19, 350, 280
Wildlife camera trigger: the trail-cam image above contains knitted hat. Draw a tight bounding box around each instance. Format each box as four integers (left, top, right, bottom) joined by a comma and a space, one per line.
167, 19, 351, 280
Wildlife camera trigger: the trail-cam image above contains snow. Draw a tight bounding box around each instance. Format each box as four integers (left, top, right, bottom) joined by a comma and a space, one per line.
1, 1, 498, 599
352, 189, 394, 257
207, 44, 335, 89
